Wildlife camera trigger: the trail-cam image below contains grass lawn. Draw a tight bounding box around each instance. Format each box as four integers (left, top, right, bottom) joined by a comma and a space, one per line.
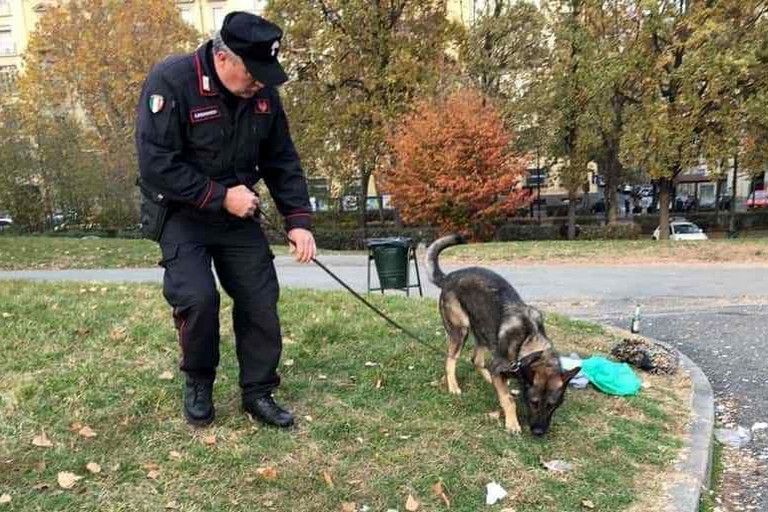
0, 283, 688, 511
443, 238, 768, 265
0, 236, 295, 270
2, 235, 767, 271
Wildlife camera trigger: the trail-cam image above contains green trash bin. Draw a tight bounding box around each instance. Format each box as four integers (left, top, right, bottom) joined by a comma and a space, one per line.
366, 237, 422, 296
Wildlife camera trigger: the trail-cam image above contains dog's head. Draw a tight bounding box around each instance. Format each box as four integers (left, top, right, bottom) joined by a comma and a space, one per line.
507, 351, 580, 436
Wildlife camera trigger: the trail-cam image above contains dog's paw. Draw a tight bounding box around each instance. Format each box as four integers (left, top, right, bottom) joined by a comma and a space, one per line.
448, 386, 462, 396
505, 422, 522, 435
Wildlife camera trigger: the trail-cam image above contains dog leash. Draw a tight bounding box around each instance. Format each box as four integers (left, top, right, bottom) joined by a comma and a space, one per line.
256, 210, 445, 357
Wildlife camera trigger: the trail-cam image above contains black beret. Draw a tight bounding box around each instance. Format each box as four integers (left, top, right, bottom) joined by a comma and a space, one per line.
220, 11, 288, 87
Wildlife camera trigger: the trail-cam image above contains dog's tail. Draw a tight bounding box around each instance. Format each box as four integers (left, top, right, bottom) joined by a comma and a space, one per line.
425, 234, 467, 288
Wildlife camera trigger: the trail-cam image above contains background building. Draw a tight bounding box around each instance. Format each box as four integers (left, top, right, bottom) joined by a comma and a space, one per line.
0, 0, 267, 92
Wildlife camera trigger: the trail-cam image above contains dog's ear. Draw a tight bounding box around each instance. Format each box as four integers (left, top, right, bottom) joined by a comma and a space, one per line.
561, 366, 581, 386
519, 351, 544, 382
519, 351, 544, 368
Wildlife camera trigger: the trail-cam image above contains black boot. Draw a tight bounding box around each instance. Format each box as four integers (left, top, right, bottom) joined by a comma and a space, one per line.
184, 378, 215, 427
243, 396, 294, 428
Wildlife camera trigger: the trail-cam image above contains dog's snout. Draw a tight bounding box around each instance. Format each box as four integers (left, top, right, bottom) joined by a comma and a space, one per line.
531, 426, 547, 437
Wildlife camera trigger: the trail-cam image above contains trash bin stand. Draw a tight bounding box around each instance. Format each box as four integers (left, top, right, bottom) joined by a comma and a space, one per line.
366, 239, 423, 297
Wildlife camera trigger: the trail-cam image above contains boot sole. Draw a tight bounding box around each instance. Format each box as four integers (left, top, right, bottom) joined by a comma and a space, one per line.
185, 407, 215, 427
243, 409, 294, 429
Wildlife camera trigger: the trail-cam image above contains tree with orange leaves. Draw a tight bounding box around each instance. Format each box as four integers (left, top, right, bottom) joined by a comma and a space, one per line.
380, 89, 529, 237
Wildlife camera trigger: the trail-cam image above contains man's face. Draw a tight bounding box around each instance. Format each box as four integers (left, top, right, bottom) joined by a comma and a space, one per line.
214, 51, 265, 98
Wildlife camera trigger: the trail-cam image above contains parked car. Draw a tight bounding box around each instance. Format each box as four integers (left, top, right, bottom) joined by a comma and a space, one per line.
652, 221, 708, 241
746, 190, 768, 209
0, 214, 12, 230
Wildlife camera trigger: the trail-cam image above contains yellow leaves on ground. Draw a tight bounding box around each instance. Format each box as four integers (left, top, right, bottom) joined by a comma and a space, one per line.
31, 433, 53, 448
405, 493, 420, 511
57, 472, 82, 489
255, 467, 279, 481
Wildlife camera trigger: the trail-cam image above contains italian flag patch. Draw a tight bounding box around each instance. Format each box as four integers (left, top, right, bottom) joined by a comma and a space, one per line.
149, 94, 165, 114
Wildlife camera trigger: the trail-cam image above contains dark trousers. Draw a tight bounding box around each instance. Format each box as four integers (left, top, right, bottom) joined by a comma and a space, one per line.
158, 211, 281, 401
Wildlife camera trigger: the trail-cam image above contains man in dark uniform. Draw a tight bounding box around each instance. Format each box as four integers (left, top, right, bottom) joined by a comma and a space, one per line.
135, 11, 316, 429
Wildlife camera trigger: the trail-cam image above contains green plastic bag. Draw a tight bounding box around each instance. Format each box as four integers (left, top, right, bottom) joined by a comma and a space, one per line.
580, 356, 642, 396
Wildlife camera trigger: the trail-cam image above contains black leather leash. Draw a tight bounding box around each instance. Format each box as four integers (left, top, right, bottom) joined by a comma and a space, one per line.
257, 210, 445, 357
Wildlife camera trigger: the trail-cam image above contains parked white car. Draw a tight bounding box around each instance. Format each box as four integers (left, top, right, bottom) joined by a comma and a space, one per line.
0, 214, 12, 230
652, 221, 708, 241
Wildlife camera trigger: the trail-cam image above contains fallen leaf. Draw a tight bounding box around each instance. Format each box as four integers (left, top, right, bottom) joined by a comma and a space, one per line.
322, 469, 334, 489
169, 450, 182, 460
375, 378, 383, 389
32, 433, 53, 448
35, 461, 46, 472
283, 359, 295, 367
69, 422, 83, 432
78, 426, 97, 438
203, 435, 216, 446
405, 493, 420, 511
147, 469, 160, 480
142, 463, 160, 471
340, 503, 356, 512
57, 472, 82, 489
0, 494, 10, 504
582, 500, 595, 509
304, 415, 314, 423
32, 483, 49, 491
255, 467, 278, 481
86, 462, 101, 474
364, 361, 378, 367
431, 481, 451, 507
165, 501, 180, 510
488, 411, 501, 420
158, 371, 174, 381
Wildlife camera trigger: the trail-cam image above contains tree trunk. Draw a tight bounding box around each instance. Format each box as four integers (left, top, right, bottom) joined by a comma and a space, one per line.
601, 147, 621, 224
728, 154, 738, 238
567, 188, 577, 240
658, 178, 671, 240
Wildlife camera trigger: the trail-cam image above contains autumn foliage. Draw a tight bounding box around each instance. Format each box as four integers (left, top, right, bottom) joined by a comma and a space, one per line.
380, 90, 529, 236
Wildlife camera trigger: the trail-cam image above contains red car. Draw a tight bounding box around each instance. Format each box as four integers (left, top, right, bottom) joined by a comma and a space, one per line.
746, 190, 768, 209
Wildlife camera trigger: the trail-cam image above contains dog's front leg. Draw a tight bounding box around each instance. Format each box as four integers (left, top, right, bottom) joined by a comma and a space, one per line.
491, 374, 521, 434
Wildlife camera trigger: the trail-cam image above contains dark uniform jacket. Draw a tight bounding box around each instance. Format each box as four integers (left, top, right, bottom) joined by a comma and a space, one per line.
135, 41, 312, 240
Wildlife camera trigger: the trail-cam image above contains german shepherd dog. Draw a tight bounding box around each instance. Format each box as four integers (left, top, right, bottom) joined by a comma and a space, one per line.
426, 235, 580, 436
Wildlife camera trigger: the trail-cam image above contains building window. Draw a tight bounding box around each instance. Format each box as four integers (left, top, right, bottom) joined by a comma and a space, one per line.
211, 7, 226, 30
0, 0, 10, 16
0, 27, 14, 56
0, 64, 16, 93
526, 167, 548, 188
179, 6, 194, 26
248, 0, 268, 15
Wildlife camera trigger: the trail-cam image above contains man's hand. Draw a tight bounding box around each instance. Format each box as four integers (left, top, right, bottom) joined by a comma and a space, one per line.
287, 228, 316, 264
223, 185, 260, 218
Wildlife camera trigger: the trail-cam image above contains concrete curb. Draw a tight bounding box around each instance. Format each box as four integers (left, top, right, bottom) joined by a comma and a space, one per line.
597, 324, 715, 512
